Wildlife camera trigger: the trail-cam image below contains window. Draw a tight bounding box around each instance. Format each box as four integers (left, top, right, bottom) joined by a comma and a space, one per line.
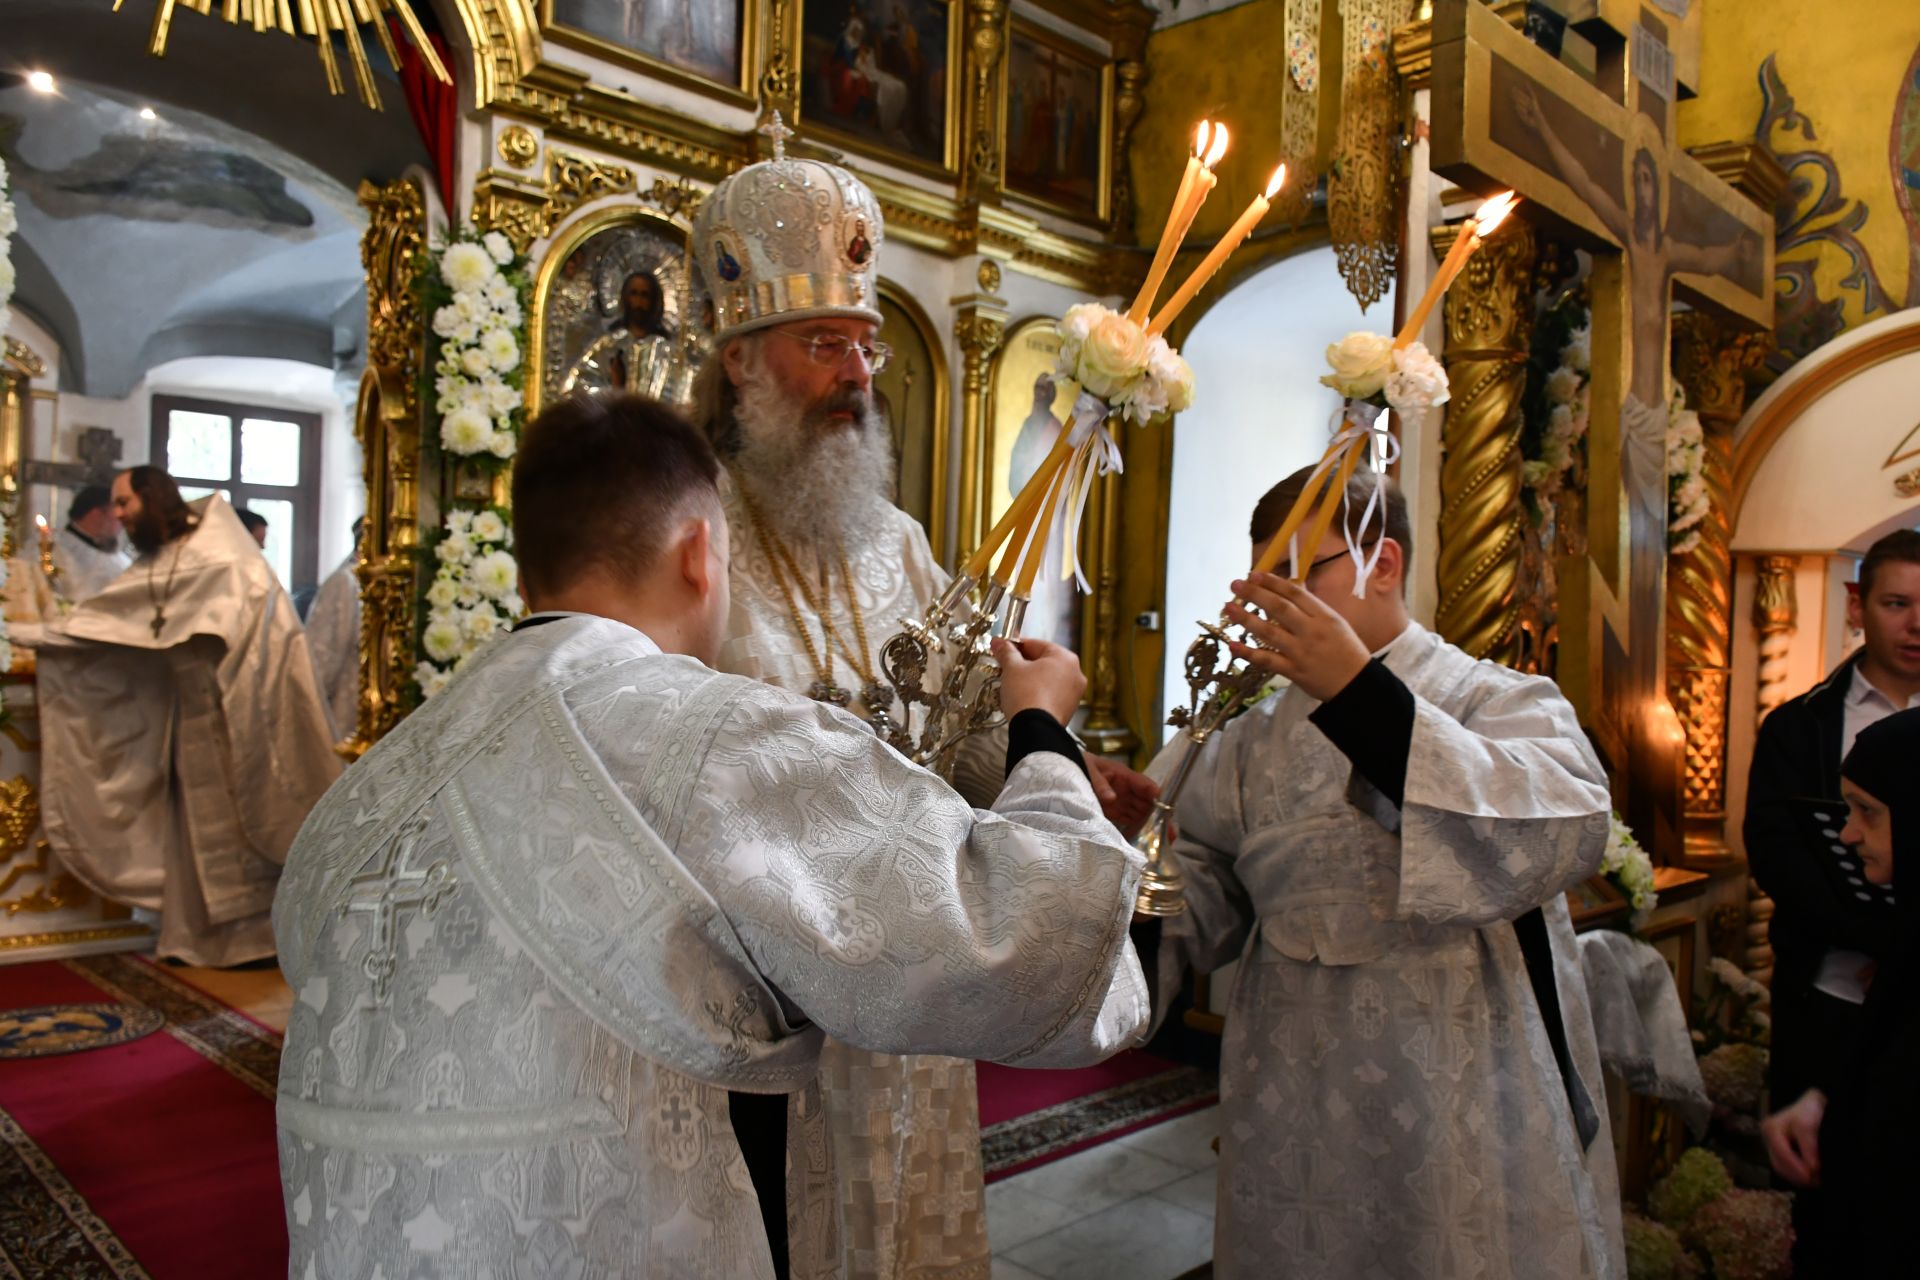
151, 395, 322, 592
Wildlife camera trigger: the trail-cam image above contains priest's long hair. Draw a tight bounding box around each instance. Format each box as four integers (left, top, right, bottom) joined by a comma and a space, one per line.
123, 465, 196, 554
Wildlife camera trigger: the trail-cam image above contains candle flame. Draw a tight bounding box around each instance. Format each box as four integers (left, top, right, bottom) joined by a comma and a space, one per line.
1203, 122, 1230, 169
1475, 190, 1520, 236
1192, 119, 1211, 158
1264, 164, 1287, 200
34, 515, 47, 530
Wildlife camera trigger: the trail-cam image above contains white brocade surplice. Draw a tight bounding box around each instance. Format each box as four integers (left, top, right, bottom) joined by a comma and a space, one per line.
272, 617, 1147, 1279
1162, 622, 1625, 1280
717, 486, 1000, 1279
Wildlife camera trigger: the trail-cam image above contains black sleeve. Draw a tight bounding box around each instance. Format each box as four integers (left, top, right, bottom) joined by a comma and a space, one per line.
1004, 708, 1089, 779
1307, 658, 1415, 808
1745, 704, 1902, 963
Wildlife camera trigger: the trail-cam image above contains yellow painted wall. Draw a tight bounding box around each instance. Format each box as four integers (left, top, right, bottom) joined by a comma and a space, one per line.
1677, 0, 1920, 334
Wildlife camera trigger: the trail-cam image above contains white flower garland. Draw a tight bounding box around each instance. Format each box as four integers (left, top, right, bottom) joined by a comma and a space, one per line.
1600, 812, 1658, 930
1666, 386, 1709, 556
1055, 303, 1196, 425
1522, 323, 1592, 499
0, 155, 16, 337
429, 230, 526, 460
414, 507, 521, 699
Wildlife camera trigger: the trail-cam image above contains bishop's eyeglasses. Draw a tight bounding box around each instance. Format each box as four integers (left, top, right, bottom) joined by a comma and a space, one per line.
769, 328, 893, 374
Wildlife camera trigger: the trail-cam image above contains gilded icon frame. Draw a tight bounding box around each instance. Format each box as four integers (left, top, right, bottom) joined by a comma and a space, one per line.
540, 0, 761, 106
999, 16, 1113, 225
794, 0, 964, 179
874, 279, 953, 563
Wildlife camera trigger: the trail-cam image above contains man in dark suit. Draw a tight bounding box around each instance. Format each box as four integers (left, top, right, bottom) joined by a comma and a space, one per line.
1747, 527, 1920, 1264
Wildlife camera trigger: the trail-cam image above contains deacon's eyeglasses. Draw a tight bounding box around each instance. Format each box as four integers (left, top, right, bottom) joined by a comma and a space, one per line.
769, 328, 892, 374
1298, 540, 1378, 579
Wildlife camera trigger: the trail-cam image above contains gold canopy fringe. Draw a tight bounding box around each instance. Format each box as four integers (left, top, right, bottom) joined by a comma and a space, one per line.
112, 0, 450, 110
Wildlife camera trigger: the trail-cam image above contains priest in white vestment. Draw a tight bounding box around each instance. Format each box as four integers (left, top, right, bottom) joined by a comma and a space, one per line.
13, 467, 341, 966
273, 395, 1148, 1280
687, 120, 1156, 1280
304, 517, 363, 738
49, 484, 133, 604
1150, 467, 1624, 1279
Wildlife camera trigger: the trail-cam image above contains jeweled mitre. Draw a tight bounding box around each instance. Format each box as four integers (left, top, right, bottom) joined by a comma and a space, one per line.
693, 114, 884, 341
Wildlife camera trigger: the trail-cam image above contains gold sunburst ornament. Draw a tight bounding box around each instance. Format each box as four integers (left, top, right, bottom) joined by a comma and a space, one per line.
113, 0, 450, 111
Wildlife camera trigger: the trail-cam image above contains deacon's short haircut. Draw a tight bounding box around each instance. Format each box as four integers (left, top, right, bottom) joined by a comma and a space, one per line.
1859, 528, 1920, 598
238, 509, 269, 534
1250, 464, 1413, 578
71, 485, 112, 522
511, 392, 722, 601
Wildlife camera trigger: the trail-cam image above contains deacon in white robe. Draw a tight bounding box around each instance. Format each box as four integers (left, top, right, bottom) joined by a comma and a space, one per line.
273, 394, 1148, 1279
49, 485, 133, 604
305, 531, 362, 739
1151, 468, 1624, 1279
688, 134, 1158, 1280
14, 475, 340, 965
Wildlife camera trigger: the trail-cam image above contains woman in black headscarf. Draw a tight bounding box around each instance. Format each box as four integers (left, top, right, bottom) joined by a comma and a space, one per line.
1761, 706, 1918, 1274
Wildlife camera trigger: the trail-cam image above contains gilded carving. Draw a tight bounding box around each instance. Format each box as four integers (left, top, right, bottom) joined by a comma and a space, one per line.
1107, 16, 1152, 238
497, 125, 540, 169
1748, 552, 1799, 984
962, 0, 1012, 196
1275, 0, 1323, 227
474, 147, 639, 255
1078, 468, 1137, 758
347, 178, 430, 755
760, 0, 799, 118
1896, 465, 1920, 498
953, 303, 1008, 564
0, 775, 35, 862
1329, 0, 1418, 310
1668, 313, 1769, 865
1435, 218, 1536, 664
976, 259, 1003, 293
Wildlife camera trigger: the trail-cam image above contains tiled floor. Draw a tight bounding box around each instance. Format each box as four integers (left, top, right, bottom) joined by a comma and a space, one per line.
988, 1105, 1219, 1280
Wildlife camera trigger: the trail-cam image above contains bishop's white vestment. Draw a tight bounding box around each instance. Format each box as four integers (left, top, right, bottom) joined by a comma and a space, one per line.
26, 496, 341, 965
272, 615, 1148, 1279
719, 487, 1010, 1279
1160, 622, 1625, 1279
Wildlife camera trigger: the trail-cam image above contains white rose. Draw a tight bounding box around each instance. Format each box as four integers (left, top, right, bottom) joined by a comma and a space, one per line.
487, 430, 517, 459
481, 326, 520, 373
460, 347, 494, 379
472, 549, 519, 600
422, 618, 466, 664
470, 510, 508, 543
1057, 303, 1098, 346
440, 406, 493, 455
1383, 343, 1450, 418
482, 231, 514, 265
1544, 366, 1582, 406
1318, 331, 1395, 400
1072, 306, 1151, 399
426, 576, 461, 610
441, 241, 498, 293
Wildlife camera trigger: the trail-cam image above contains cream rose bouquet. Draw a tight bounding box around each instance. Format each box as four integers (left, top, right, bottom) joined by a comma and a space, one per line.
424, 229, 528, 464
1055, 302, 1196, 427
415, 505, 523, 700
1319, 331, 1450, 425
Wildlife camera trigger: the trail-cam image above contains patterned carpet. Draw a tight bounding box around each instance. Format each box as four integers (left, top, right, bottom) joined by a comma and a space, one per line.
0, 955, 284, 1279
977, 1050, 1218, 1181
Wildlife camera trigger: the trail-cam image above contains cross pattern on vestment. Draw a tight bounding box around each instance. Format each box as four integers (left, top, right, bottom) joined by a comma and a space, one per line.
1271, 1137, 1349, 1263
340, 820, 457, 1003
1428, 0, 1773, 850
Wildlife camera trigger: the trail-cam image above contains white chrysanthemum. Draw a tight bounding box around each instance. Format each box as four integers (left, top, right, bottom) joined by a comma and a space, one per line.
471, 549, 519, 600
457, 379, 492, 413
501, 591, 524, 616
470, 510, 507, 544
481, 326, 520, 373
436, 531, 474, 563
432, 304, 464, 339
1562, 325, 1591, 374
426, 575, 461, 610
482, 274, 516, 306
442, 241, 497, 293
0, 195, 15, 240
451, 319, 480, 346
493, 297, 524, 330
0, 254, 14, 302
456, 582, 482, 607
416, 663, 453, 699
1117, 374, 1168, 427
1544, 366, 1582, 406
485, 380, 520, 415
460, 346, 493, 379
464, 608, 502, 640
482, 231, 514, 265
440, 405, 493, 455
446, 508, 475, 533
487, 430, 516, 459
422, 618, 466, 664
1145, 336, 1196, 416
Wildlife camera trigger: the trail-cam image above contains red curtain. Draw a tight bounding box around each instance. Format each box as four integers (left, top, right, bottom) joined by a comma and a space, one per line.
392, 22, 457, 216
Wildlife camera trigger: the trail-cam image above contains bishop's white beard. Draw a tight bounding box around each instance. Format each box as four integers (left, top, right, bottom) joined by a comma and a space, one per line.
729, 357, 895, 552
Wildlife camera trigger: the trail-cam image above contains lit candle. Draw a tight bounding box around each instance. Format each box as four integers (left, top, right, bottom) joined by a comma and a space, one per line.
1290, 441, 1370, 582
34, 514, 50, 544
1249, 433, 1348, 578
1392, 190, 1519, 349
963, 433, 1075, 582
1128, 122, 1227, 325
1146, 163, 1287, 338
1014, 456, 1075, 599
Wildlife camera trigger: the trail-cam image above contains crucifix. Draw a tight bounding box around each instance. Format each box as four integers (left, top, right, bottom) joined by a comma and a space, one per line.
21, 426, 124, 493
1428, 0, 1773, 852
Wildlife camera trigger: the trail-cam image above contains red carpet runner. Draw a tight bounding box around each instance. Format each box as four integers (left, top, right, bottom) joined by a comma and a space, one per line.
0, 955, 285, 1279
977, 1050, 1216, 1182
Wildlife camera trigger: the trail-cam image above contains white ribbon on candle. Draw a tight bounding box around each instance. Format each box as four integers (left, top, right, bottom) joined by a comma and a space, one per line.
1335, 401, 1401, 598
1059, 391, 1125, 592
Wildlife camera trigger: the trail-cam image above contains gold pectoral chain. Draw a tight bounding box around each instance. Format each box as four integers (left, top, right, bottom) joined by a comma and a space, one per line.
740, 492, 892, 715
144, 541, 185, 639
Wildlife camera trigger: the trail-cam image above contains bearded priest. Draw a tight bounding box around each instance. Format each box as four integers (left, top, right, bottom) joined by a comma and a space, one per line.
687, 122, 1157, 1279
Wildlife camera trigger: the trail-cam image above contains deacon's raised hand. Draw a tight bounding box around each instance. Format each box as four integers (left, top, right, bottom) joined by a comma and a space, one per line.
992, 636, 1087, 726
1223, 571, 1371, 702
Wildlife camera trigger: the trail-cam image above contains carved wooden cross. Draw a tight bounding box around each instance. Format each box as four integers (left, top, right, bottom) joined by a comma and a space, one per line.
22, 426, 123, 492
1428, 0, 1773, 850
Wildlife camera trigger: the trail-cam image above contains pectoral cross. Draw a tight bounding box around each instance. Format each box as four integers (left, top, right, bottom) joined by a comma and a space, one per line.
1429, 0, 1773, 852
340, 820, 457, 1003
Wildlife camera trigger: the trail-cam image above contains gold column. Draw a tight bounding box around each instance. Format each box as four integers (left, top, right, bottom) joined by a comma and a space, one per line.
345, 176, 430, 757
1108, 20, 1151, 240
1433, 218, 1536, 665
1079, 465, 1138, 759
1668, 314, 1769, 868
953, 293, 1007, 564
1746, 553, 1800, 985
960, 0, 1011, 200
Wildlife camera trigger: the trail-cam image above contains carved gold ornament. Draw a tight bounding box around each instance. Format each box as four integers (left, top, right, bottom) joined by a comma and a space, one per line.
1329, 0, 1419, 310
497, 126, 540, 169
113, 0, 449, 111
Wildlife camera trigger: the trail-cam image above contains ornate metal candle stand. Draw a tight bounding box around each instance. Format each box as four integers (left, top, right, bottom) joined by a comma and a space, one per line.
1131, 614, 1271, 917
871, 573, 1027, 779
